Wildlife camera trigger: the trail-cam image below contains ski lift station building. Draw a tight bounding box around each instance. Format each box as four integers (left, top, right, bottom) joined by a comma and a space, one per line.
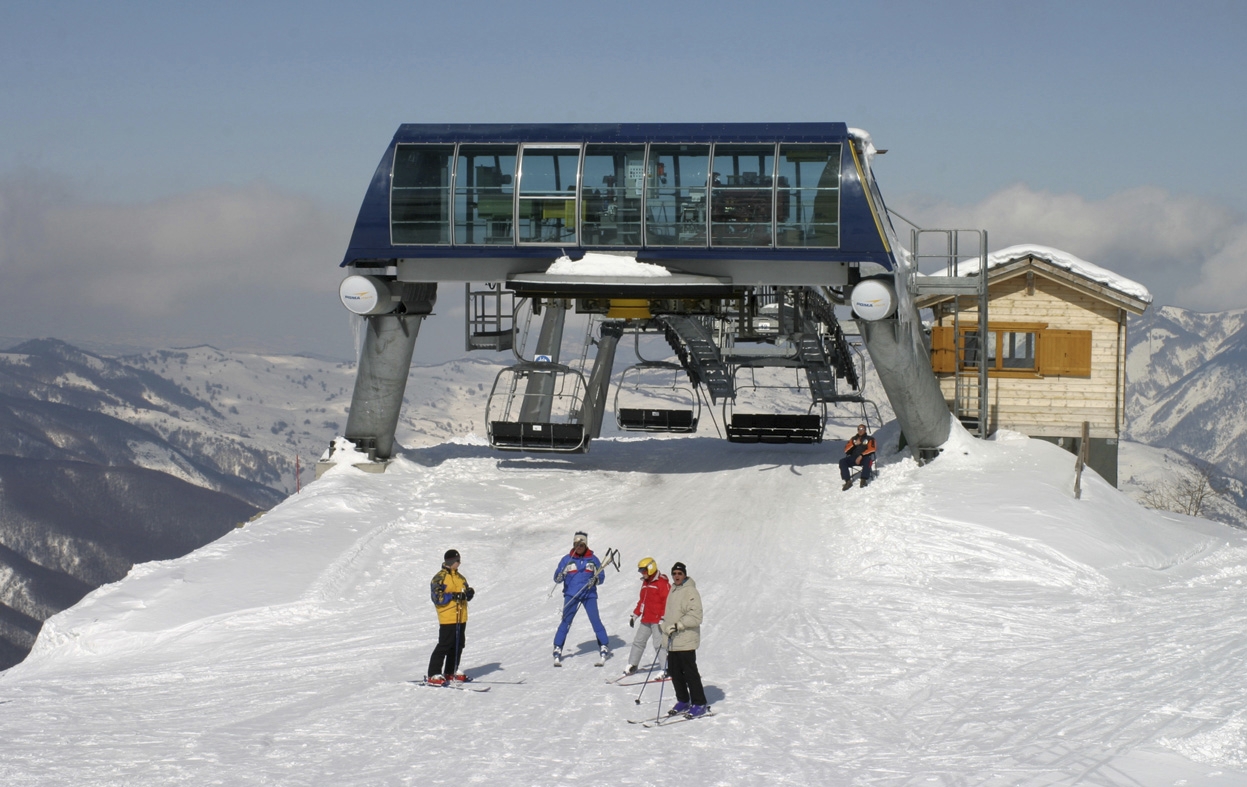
332, 123, 959, 467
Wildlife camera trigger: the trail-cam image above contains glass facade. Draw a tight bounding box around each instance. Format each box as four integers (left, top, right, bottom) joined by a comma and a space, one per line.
777, 144, 840, 247
454, 145, 517, 245
391, 145, 453, 244
711, 145, 777, 247
517, 147, 580, 244
582, 145, 645, 246
391, 140, 842, 249
646, 145, 710, 246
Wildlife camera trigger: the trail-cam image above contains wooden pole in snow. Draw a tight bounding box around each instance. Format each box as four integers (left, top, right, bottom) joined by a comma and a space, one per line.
1074, 421, 1089, 500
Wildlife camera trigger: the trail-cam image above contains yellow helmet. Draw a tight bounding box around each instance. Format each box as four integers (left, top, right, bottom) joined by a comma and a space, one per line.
637, 557, 657, 577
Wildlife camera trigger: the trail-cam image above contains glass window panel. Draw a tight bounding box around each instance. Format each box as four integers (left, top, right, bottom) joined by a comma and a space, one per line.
777, 144, 840, 247
518, 148, 580, 244
645, 144, 709, 247
1000, 332, 1036, 369
710, 144, 776, 247
581, 144, 645, 246
454, 145, 517, 245
391, 144, 453, 244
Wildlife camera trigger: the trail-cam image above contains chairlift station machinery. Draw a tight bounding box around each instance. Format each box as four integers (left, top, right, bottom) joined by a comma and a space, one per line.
336, 123, 971, 463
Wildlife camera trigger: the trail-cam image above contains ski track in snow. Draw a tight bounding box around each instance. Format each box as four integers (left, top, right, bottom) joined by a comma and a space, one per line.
2, 431, 1247, 785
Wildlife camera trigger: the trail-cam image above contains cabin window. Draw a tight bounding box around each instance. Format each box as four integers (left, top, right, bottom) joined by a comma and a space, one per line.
962, 328, 1037, 374
517, 146, 581, 245
581, 145, 645, 246
391, 145, 453, 245
930, 324, 1091, 377
454, 145, 517, 245
777, 144, 840, 247
646, 145, 710, 246
710, 144, 776, 247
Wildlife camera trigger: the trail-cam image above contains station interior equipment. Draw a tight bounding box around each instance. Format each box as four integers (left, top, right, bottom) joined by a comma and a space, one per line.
335, 123, 965, 464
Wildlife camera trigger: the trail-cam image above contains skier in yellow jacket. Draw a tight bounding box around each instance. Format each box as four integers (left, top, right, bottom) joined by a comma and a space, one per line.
426, 549, 475, 685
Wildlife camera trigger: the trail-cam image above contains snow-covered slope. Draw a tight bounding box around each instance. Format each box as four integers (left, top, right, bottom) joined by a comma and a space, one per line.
2, 425, 1246, 785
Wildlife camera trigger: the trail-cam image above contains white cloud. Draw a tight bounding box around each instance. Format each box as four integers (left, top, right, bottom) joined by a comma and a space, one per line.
2, 176, 348, 316
895, 184, 1247, 312
0, 174, 365, 355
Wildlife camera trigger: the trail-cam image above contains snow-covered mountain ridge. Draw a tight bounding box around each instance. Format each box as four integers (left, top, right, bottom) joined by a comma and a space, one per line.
1125, 305, 1247, 509
0, 339, 509, 669
2, 426, 1246, 785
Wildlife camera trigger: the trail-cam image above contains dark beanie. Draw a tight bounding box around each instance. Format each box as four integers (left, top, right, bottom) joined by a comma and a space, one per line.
444, 549, 461, 564
671, 561, 687, 574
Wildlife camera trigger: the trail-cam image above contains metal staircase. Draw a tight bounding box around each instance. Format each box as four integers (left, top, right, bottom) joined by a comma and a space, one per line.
659, 315, 735, 403
804, 289, 863, 396
907, 229, 990, 437
793, 333, 839, 402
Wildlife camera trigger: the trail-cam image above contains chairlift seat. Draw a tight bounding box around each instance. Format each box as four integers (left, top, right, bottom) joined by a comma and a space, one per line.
617, 407, 697, 433
726, 413, 823, 444
490, 421, 588, 452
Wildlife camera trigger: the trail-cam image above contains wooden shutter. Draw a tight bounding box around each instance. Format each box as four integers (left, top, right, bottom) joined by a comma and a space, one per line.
1039, 330, 1092, 376
930, 326, 956, 373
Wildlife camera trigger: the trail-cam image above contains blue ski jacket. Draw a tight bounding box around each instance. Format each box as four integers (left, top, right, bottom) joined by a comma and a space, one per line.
554, 549, 604, 600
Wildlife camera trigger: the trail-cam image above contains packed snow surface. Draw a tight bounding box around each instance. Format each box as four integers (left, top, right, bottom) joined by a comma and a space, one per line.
547, 252, 672, 278
3, 424, 1247, 785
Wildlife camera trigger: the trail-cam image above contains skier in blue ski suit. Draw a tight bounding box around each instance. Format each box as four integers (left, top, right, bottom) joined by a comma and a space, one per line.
552, 531, 609, 663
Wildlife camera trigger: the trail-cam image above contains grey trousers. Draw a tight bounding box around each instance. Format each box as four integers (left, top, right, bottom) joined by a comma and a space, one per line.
628, 621, 668, 669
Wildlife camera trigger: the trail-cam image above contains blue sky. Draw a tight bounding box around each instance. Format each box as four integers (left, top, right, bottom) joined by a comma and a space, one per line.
2, 1, 1245, 359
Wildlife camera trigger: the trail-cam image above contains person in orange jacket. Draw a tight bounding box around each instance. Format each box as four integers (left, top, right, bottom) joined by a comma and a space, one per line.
840, 423, 876, 490
621, 557, 671, 678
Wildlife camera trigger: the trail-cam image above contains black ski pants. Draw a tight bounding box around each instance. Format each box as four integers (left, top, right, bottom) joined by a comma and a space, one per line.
666, 649, 707, 706
427, 622, 467, 678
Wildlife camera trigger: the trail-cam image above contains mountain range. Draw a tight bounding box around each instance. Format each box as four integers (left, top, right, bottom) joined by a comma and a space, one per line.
1124, 305, 1247, 514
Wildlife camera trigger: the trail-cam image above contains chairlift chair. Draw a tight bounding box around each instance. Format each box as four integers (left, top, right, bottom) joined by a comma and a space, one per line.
613, 361, 701, 433
486, 360, 590, 452
722, 366, 827, 444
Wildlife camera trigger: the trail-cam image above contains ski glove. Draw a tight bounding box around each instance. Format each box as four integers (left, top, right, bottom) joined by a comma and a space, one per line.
450, 592, 466, 602
629, 616, 635, 628
465, 587, 475, 602
675, 621, 685, 632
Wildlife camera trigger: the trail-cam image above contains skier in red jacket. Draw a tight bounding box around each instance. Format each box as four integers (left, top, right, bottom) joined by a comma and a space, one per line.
621, 556, 671, 678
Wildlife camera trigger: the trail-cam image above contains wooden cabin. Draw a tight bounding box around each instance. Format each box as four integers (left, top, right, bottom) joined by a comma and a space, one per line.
917, 245, 1151, 487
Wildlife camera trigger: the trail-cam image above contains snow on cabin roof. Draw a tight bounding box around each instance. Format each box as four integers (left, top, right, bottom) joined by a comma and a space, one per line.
942, 244, 1152, 304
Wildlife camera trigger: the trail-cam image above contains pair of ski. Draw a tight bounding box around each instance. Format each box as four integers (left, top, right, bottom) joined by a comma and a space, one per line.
410, 679, 491, 693
627, 710, 716, 728
554, 652, 609, 668
409, 677, 526, 693
606, 673, 669, 686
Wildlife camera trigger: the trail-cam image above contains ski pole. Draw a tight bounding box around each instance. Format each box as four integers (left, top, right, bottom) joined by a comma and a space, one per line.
650, 632, 675, 721
633, 627, 666, 705
453, 596, 464, 676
